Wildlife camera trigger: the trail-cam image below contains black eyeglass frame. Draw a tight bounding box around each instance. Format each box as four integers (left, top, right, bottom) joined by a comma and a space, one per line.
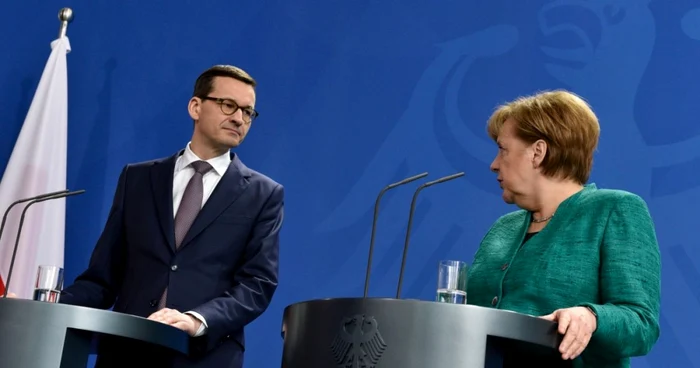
200, 96, 259, 123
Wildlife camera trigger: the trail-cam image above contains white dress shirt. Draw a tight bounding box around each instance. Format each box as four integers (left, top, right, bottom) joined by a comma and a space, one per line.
174, 142, 231, 336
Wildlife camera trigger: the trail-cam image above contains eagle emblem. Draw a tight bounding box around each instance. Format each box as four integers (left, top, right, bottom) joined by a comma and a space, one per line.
330, 314, 387, 368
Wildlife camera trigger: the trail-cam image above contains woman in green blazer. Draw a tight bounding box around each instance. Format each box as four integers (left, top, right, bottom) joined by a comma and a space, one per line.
467, 90, 661, 367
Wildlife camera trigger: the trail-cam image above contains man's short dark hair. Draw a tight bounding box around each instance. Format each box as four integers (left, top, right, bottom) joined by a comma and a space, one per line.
193, 65, 256, 97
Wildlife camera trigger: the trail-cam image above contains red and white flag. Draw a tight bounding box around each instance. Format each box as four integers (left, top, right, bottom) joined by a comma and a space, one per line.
0, 36, 71, 298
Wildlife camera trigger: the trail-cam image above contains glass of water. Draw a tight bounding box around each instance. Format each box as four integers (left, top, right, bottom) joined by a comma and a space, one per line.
34, 265, 64, 303
436, 260, 468, 304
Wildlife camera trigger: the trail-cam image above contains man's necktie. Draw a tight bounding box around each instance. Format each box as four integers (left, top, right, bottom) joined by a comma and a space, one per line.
157, 160, 213, 309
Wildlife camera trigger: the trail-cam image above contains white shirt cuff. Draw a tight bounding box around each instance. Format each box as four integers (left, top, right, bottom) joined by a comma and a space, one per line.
185, 311, 208, 336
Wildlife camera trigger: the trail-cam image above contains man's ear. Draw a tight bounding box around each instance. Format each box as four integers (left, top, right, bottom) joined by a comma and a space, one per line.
532, 139, 548, 168
188, 97, 201, 121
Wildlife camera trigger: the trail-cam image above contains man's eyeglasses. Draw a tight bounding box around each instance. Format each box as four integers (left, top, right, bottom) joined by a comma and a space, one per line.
200, 96, 259, 123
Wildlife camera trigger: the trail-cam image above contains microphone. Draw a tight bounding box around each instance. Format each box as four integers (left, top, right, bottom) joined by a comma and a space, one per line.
363, 172, 428, 298
3, 189, 85, 298
0, 190, 70, 245
395, 172, 465, 299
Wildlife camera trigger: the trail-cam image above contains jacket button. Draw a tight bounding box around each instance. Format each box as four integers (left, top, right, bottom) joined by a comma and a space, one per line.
171, 265, 178, 271
491, 296, 498, 306
149, 300, 157, 307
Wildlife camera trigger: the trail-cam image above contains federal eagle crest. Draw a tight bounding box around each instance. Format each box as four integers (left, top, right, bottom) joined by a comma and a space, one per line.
330, 314, 387, 368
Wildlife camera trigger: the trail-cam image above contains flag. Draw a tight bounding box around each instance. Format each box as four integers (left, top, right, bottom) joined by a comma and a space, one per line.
0, 36, 71, 298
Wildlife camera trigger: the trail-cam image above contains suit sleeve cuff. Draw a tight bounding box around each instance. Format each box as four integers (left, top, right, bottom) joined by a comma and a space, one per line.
185, 311, 208, 336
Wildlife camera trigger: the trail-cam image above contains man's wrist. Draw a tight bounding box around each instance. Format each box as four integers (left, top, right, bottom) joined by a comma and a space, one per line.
184, 311, 208, 337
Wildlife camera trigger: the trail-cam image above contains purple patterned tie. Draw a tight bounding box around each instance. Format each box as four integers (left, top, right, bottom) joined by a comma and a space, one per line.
158, 160, 213, 309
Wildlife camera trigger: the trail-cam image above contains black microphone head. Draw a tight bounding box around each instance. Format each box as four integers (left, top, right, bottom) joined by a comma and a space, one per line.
421, 172, 465, 188
34, 189, 86, 203
387, 172, 429, 189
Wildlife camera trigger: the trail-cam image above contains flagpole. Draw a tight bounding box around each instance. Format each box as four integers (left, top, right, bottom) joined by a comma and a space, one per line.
58, 8, 73, 38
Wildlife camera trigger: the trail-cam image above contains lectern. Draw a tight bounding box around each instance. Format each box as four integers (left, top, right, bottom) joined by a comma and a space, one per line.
0, 298, 188, 368
281, 298, 564, 367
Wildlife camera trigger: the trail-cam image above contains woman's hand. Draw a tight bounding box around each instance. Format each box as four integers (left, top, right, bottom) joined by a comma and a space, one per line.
541, 306, 597, 360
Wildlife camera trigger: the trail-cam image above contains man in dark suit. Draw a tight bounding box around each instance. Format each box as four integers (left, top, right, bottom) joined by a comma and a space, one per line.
59, 65, 284, 368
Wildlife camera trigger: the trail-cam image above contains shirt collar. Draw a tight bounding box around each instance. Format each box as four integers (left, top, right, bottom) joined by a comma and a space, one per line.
175, 142, 231, 176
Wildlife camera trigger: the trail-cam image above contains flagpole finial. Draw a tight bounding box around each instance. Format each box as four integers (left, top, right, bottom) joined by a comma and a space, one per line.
58, 8, 73, 38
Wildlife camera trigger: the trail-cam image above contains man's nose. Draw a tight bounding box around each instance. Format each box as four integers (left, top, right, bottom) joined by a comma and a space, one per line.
229, 111, 244, 126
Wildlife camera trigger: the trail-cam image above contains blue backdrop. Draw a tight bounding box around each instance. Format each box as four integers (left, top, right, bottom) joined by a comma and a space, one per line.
2, 0, 699, 366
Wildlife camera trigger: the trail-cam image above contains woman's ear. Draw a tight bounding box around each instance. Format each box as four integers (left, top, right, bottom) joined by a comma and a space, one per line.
531, 139, 548, 168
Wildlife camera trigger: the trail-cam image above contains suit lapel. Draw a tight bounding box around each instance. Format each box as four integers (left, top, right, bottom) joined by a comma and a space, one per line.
179, 153, 251, 250
150, 151, 181, 253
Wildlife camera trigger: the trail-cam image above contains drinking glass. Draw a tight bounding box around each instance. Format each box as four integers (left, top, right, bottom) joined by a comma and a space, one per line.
436, 260, 468, 304
33, 265, 64, 303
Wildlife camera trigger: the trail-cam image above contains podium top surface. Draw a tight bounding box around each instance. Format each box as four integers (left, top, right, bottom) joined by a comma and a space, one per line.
282, 297, 561, 352
0, 298, 188, 354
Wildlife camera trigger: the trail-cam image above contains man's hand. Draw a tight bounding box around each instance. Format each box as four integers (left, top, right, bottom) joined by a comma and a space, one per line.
541, 306, 597, 360
148, 308, 202, 337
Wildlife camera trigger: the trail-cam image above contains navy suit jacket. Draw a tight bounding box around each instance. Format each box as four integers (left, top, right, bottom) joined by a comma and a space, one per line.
60, 150, 284, 368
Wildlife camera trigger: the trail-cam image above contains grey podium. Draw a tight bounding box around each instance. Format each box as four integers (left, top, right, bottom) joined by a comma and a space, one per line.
281, 298, 566, 367
0, 298, 188, 367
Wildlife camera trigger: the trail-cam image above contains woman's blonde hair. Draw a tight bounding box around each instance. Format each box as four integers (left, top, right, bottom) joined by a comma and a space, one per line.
487, 90, 600, 184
